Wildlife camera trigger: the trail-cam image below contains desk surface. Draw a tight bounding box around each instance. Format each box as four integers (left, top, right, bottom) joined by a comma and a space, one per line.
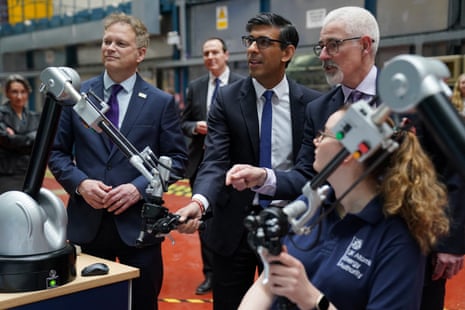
0, 253, 140, 309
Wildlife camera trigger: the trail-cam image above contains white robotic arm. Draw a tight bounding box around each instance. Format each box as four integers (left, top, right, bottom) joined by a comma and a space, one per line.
39, 67, 180, 245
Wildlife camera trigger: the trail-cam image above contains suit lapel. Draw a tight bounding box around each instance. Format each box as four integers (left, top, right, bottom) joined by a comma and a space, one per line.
199, 76, 209, 119
288, 79, 307, 158
240, 78, 260, 162
330, 86, 345, 110
120, 76, 146, 135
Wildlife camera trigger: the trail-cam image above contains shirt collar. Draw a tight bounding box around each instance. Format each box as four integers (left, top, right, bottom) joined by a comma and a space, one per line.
252, 75, 289, 101
103, 71, 137, 93
210, 66, 230, 85
341, 66, 377, 102
348, 195, 384, 225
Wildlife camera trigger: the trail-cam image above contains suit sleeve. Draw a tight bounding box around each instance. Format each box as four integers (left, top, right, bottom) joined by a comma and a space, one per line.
274, 88, 341, 200
436, 170, 465, 253
414, 117, 465, 254
48, 105, 88, 194
192, 86, 233, 204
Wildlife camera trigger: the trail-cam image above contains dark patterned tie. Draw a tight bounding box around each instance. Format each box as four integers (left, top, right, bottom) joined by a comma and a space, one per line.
211, 78, 221, 106
107, 84, 123, 128
348, 90, 365, 104
259, 90, 274, 208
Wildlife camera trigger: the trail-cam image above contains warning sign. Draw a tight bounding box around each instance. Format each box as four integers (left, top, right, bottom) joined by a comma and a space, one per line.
306, 8, 326, 29
216, 6, 228, 30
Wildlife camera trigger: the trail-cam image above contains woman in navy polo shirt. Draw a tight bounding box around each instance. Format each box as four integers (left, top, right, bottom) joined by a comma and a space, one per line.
240, 108, 450, 310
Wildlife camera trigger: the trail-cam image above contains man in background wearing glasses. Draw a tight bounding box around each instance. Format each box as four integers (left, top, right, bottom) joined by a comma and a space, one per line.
225, 6, 465, 310
175, 12, 320, 310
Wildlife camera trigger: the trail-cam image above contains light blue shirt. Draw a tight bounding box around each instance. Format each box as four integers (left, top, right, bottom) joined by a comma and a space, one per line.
103, 71, 137, 128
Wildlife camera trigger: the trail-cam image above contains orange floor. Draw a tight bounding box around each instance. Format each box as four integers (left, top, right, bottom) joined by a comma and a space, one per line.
42, 175, 465, 310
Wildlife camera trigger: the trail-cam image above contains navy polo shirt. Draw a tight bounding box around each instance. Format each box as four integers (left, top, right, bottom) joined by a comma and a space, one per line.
272, 196, 425, 309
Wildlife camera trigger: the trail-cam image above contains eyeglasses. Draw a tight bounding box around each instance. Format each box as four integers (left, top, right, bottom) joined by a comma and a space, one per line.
313, 36, 364, 56
315, 130, 337, 143
241, 35, 287, 49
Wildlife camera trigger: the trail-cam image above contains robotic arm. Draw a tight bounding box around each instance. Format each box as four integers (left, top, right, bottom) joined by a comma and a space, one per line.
244, 183, 330, 285
39, 67, 182, 246
378, 54, 465, 179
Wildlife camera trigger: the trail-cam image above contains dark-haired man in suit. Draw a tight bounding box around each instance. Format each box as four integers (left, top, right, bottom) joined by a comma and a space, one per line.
176, 13, 321, 310
181, 37, 244, 295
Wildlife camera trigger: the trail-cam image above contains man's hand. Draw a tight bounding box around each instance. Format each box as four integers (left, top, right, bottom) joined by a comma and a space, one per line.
432, 252, 464, 280
195, 121, 208, 135
6, 127, 14, 136
103, 183, 141, 215
78, 179, 112, 209
175, 202, 203, 234
226, 164, 267, 191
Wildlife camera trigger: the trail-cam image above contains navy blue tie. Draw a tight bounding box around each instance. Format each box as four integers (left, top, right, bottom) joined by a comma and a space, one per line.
259, 90, 273, 208
211, 78, 221, 106
107, 84, 123, 128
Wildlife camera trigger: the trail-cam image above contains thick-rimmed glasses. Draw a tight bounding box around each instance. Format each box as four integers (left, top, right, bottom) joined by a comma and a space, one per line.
241, 35, 286, 49
313, 36, 362, 56
315, 130, 337, 143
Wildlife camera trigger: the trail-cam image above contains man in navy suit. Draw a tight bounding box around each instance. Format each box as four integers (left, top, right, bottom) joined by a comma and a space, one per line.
226, 6, 465, 310
181, 37, 244, 295
176, 13, 321, 309
48, 13, 187, 310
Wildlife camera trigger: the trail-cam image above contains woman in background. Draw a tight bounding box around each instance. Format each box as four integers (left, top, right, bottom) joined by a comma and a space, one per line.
0, 74, 41, 193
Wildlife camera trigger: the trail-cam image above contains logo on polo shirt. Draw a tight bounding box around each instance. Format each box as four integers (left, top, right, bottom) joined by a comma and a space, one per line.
336, 236, 372, 279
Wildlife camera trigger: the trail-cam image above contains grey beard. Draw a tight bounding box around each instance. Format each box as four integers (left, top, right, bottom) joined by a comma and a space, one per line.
325, 69, 344, 87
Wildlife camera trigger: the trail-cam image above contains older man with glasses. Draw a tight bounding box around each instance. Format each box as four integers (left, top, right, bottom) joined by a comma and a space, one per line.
175, 12, 321, 310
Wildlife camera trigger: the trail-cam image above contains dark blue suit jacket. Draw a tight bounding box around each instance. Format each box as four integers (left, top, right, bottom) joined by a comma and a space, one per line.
49, 73, 188, 246
194, 76, 321, 255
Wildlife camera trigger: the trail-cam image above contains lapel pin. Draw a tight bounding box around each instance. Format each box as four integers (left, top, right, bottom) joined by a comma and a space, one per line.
138, 92, 147, 99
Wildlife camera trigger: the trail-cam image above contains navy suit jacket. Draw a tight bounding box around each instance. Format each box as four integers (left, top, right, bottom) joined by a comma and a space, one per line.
194, 76, 321, 255
48, 73, 188, 246
181, 72, 244, 179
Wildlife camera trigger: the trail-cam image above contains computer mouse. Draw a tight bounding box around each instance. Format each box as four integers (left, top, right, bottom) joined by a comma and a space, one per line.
81, 262, 110, 276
